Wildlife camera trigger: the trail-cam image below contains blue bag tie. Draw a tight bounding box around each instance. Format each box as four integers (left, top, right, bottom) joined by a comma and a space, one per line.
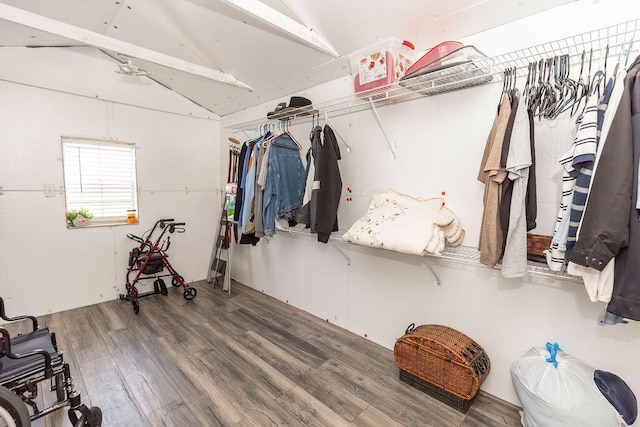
545, 342, 562, 368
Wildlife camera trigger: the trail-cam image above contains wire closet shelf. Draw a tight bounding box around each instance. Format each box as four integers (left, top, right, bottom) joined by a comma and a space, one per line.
228, 17, 640, 132
228, 18, 639, 284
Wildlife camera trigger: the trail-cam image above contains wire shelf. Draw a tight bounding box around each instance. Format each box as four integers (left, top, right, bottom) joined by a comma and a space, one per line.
228, 18, 640, 132
278, 227, 581, 283
437, 245, 582, 283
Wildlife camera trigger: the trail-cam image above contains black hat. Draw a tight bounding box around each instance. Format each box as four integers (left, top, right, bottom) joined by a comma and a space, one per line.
267, 96, 316, 119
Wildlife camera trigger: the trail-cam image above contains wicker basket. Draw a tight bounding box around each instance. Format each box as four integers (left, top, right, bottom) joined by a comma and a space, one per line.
394, 324, 490, 412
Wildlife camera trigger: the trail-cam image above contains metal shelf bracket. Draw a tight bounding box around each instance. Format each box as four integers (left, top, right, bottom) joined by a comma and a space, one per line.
368, 97, 397, 159
424, 258, 441, 286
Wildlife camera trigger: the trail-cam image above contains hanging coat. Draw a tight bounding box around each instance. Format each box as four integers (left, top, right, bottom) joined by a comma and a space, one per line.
314, 125, 343, 243
569, 56, 640, 319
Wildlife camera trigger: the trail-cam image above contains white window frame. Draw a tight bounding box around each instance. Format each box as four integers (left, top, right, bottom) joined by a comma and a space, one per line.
61, 136, 138, 227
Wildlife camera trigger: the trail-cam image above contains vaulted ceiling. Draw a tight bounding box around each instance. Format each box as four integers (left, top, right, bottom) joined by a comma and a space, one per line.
0, 0, 575, 116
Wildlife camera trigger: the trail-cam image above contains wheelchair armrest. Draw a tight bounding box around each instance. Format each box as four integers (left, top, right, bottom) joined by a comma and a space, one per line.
0, 297, 39, 331
0, 327, 54, 379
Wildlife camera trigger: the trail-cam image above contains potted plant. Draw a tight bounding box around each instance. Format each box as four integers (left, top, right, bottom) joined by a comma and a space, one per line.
66, 209, 94, 227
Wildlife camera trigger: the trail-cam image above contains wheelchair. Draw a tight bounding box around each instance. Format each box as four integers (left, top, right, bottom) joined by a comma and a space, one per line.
0, 297, 102, 426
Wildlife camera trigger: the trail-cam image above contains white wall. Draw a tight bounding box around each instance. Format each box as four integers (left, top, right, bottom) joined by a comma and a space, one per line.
223, 0, 640, 406
0, 47, 221, 317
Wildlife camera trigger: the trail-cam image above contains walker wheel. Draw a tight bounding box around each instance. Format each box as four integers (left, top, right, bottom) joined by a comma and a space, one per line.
157, 278, 168, 296
73, 406, 102, 427
172, 275, 184, 287
183, 287, 197, 300
131, 298, 140, 314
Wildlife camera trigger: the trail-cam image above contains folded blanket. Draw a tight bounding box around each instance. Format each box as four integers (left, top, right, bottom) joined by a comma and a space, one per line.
343, 190, 465, 256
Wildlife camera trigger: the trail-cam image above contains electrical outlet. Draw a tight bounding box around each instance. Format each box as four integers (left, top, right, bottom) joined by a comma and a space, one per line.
44, 184, 55, 197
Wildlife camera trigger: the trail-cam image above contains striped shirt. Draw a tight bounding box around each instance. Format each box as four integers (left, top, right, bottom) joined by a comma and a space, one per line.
566, 73, 615, 256
546, 88, 599, 271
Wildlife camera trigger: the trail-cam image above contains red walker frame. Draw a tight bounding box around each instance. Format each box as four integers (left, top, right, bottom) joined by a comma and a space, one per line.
119, 218, 196, 313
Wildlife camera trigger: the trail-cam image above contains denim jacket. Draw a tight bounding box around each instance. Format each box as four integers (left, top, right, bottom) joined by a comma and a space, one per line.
263, 133, 305, 236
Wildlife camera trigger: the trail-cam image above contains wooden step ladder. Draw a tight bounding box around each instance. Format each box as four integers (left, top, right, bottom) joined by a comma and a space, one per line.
206, 197, 233, 295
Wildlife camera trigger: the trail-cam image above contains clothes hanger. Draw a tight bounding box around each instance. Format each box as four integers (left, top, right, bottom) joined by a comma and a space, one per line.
571, 50, 588, 117
548, 54, 578, 119
284, 120, 302, 150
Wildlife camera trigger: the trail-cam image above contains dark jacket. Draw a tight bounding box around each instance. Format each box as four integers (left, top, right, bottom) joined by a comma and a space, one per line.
569, 56, 640, 319
296, 126, 322, 228
314, 125, 342, 243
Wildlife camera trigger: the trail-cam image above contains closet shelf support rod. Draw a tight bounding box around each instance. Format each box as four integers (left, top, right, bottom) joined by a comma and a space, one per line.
424, 259, 441, 286
330, 240, 351, 265
368, 97, 397, 159
325, 114, 352, 153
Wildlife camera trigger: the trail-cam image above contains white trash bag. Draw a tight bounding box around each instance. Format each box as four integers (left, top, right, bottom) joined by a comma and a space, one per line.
511, 343, 628, 427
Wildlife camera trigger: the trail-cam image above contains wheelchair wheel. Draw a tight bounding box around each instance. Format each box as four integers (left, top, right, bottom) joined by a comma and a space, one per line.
183, 286, 197, 300
131, 298, 140, 314
73, 406, 102, 427
0, 386, 31, 427
55, 372, 66, 402
171, 275, 184, 287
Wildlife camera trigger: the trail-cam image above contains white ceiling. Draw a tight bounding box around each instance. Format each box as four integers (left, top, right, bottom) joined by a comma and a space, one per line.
0, 0, 575, 116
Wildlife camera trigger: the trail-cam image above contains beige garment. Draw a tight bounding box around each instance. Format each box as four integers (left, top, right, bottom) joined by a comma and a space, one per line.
477, 107, 500, 184
479, 94, 512, 267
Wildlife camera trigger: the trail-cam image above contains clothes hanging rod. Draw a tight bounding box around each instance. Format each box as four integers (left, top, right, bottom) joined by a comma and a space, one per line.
227, 17, 640, 132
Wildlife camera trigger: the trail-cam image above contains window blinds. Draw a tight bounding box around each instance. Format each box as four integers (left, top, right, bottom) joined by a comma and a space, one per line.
62, 137, 138, 221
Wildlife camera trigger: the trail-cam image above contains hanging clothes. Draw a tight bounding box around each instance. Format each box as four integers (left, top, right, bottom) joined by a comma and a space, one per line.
296, 125, 322, 229
545, 83, 599, 271
569, 55, 640, 320
235, 135, 263, 245
262, 133, 306, 237
566, 72, 613, 256
253, 143, 267, 238
501, 90, 532, 278
498, 88, 520, 256
525, 106, 537, 231
240, 142, 259, 234
314, 125, 343, 243
566, 70, 622, 304
478, 93, 512, 267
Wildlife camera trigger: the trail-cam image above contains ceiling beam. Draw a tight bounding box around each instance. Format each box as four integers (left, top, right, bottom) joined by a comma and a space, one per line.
0, 3, 253, 90
216, 0, 339, 58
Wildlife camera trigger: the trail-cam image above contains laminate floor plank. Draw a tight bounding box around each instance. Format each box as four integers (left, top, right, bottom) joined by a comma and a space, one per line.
242, 330, 313, 384
192, 349, 299, 427
146, 398, 212, 427
84, 301, 126, 335
61, 307, 109, 363
350, 405, 405, 427
76, 355, 149, 427
294, 367, 369, 422
462, 393, 523, 427
191, 322, 296, 397
230, 307, 334, 368
317, 357, 464, 427
3, 281, 522, 426
103, 328, 179, 415
275, 385, 351, 427
140, 334, 245, 426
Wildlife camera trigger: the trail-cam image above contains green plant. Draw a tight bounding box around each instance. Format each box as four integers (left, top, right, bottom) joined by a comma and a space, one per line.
66, 209, 93, 225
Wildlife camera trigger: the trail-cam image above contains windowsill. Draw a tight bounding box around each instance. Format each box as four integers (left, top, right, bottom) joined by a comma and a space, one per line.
66, 220, 139, 229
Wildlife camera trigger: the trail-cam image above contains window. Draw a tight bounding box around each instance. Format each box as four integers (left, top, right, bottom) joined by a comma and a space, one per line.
62, 137, 138, 225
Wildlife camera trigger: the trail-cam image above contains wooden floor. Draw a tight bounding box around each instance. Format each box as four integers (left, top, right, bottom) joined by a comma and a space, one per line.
3, 280, 522, 427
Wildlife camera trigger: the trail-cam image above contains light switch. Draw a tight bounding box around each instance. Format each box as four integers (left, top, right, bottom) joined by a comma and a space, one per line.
44, 184, 55, 197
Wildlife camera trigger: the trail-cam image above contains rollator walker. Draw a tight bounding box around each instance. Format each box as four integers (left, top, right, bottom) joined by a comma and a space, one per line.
119, 218, 196, 313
